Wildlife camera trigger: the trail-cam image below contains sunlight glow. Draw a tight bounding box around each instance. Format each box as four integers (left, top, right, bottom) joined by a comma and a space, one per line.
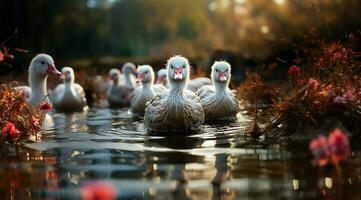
209, 2, 217, 11
261, 25, 270, 34
234, 5, 248, 15
292, 179, 299, 190
274, 0, 286, 5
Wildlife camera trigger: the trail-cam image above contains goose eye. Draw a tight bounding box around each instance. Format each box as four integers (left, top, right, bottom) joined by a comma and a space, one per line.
41, 61, 46, 65
182, 65, 186, 69
170, 65, 174, 69
215, 69, 219, 72
145, 71, 148, 74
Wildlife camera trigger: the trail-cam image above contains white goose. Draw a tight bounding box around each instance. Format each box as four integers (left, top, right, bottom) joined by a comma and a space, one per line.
131, 65, 166, 116
196, 61, 240, 121
157, 68, 212, 92
16, 54, 61, 106
119, 62, 137, 89
52, 67, 87, 112
144, 55, 204, 133
155, 68, 168, 87
107, 68, 133, 107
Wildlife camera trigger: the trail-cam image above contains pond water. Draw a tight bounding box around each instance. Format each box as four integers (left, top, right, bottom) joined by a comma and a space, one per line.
0, 108, 360, 199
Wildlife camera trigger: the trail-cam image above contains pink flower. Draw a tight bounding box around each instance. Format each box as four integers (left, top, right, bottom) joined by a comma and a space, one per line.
80, 182, 116, 200
309, 128, 351, 167
344, 89, 355, 102
309, 135, 330, 167
287, 65, 301, 78
328, 128, 350, 163
0, 51, 4, 62
308, 78, 320, 90
333, 96, 347, 104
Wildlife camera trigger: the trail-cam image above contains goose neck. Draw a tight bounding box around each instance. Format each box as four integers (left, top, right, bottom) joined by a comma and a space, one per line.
29, 72, 48, 105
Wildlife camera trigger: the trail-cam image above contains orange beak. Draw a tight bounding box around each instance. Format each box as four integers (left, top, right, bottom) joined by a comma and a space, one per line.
218, 71, 227, 82
47, 64, 62, 76
136, 73, 145, 83
173, 67, 183, 80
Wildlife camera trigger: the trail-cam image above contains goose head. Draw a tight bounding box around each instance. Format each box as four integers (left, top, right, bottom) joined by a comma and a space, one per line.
60, 67, 75, 84
156, 69, 167, 85
136, 65, 154, 85
211, 61, 231, 87
29, 54, 61, 78
122, 62, 137, 76
109, 68, 121, 84
167, 55, 190, 90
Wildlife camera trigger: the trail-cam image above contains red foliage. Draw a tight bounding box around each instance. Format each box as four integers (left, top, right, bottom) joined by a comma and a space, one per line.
2, 122, 21, 139
0, 51, 4, 62
309, 135, 330, 167
40, 102, 52, 111
328, 128, 350, 163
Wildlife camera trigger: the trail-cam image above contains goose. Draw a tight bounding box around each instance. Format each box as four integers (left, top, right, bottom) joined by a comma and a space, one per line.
144, 55, 204, 133
187, 77, 212, 92
155, 68, 168, 87
16, 54, 61, 106
196, 61, 240, 121
119, 62, 137, 89
52, 67, 87, 112
106, 68, 133, 107
131, 65, 166, 116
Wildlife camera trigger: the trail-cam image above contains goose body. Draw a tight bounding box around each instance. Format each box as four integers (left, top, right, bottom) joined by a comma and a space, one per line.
131, 65, 166, 116
144, 55, 204, 133
107, 68, 133, 107
187, 77, 212, 92
52, 67, 87, 112
197, 61, 240, 121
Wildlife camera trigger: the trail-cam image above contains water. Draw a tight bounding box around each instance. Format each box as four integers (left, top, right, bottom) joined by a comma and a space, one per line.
0, 108, 360, 199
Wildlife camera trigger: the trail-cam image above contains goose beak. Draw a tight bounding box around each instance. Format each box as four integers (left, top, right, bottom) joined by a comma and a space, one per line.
218, 72, 227, 82
173, 67, 183, 80
156, 76, 164, 84
136, 73, 145, 83
60, 73, 66, 80
47, 64, 62, 76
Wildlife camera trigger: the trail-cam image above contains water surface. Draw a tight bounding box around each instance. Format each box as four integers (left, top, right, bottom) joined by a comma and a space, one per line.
0, 108, 360, 199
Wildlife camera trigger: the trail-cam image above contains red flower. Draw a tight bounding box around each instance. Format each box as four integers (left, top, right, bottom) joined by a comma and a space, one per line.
308, 78, 320, 91
309, 135, 330, 167
287, 65, 301, 78
40, 102, 52, 111
0, 51, 4, 62
328, 128, 350, 163
80, 182, 116, 200
2, 122, 21, 139
344, 89, 355, 102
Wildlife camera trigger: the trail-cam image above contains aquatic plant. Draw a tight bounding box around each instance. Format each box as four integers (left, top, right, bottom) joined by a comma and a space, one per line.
0, 84, 47, 142
242, 38, 361, 137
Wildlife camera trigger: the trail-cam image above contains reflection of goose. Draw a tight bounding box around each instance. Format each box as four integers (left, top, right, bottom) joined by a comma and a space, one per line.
52, 67, 87, 113
197, 61, 240, 121
131, 65, 166, 116
106, 68, 133, 107
16, 54, 61, 106
144, 55, 204, 133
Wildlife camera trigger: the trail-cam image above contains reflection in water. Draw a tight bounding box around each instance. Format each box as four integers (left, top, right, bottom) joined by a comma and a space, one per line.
0, 108, 360, 199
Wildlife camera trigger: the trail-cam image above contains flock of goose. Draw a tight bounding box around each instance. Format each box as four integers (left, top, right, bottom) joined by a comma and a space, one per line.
16, 54, 240, 133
